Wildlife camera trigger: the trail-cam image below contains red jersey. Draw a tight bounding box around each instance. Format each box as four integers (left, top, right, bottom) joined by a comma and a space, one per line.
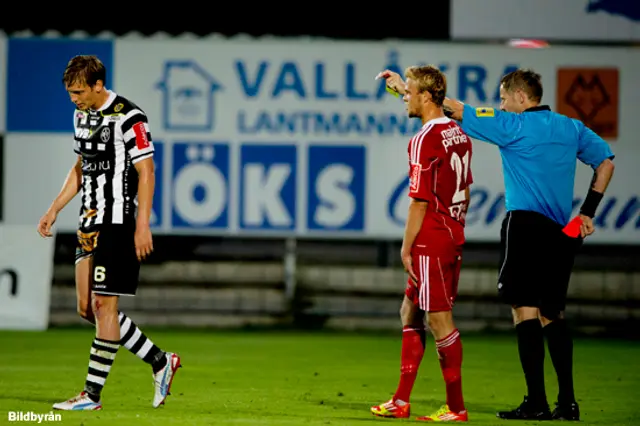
407, 117, 473, 254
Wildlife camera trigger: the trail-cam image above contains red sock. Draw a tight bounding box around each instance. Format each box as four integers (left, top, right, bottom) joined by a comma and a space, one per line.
393, 326, 426, 403
436, 329, 465, 413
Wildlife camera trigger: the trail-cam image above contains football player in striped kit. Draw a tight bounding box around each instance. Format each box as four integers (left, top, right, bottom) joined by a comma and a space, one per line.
38, 55, 181, 411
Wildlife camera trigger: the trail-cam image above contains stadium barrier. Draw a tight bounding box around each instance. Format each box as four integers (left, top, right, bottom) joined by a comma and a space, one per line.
48, 237, 640, 336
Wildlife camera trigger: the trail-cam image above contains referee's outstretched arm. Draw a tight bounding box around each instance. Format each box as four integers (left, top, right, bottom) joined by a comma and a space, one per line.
443, 98, 521, 147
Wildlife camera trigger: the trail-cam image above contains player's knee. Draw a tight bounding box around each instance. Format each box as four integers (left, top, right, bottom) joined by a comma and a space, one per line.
400, 298, 422, 327
426, 311, 453, 335
399, 304, 412, 325
91, 294, 119, 319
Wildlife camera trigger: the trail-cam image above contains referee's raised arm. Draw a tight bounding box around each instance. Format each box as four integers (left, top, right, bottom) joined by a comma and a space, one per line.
444, 100, 521, 147
443, 69, 547, 147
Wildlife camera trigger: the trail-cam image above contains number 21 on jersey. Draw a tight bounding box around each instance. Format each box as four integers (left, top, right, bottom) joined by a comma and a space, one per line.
450, 151, 470, 204
449, 151, 471, 222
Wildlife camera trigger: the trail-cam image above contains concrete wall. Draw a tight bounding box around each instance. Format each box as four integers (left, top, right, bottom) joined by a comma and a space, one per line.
49, 262, 640, 335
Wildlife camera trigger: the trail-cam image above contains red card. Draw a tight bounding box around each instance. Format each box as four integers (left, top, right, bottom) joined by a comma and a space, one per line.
562, 216, 583, 238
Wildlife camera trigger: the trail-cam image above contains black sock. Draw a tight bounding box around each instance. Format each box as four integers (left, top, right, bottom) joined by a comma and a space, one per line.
516, 319, 548, 409
84, 338, 119, 402
544, 319, 575, 405
118, 312, 167, 373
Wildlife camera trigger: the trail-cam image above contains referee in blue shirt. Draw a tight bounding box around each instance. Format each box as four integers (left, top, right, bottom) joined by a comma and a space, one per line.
378, 68, 615, 421
448, 69, 615, 421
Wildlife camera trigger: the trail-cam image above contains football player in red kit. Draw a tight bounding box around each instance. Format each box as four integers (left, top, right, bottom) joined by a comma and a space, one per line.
371, 65, 472, 422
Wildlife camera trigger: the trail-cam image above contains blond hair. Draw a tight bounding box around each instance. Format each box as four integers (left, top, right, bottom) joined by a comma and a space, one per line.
404, 65, 447, 107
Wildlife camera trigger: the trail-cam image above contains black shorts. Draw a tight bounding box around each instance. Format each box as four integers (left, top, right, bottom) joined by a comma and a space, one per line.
75, 223, 140, 296
498, 210, 583, 319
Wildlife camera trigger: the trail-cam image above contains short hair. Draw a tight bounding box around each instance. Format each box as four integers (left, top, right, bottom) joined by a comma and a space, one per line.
404, 65, 447, 107
62, 55, 107, 88
500, 69, 543, 103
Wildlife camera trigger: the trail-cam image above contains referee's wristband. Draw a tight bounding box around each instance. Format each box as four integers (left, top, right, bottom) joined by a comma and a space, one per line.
579, 189, 604, 218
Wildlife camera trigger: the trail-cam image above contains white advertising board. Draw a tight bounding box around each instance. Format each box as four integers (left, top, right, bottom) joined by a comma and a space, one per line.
3, 39, 638, 244
452, 0, 640, 42
0, 225, 55, 330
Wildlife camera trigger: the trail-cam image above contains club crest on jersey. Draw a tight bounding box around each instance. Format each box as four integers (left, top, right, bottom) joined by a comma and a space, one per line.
409, 162, 422, 193
100, 127, 111, 143
476, 107, 495, 117
114, 103, 124, 112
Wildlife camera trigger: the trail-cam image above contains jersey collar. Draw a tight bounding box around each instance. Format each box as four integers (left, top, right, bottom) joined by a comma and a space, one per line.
95, 90, 117, 112
422, 116, 451, 128
523, 105, 551, 112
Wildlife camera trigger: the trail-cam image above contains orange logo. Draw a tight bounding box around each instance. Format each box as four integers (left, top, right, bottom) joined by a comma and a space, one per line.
556, 68, 619, 139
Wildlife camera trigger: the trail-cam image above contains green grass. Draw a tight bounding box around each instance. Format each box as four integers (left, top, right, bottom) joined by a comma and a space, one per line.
0, 328, 638, 425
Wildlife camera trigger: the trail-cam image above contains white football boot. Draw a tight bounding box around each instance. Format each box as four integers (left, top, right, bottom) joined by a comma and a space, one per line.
53, 391, 102, 411
152, 352, 182, 408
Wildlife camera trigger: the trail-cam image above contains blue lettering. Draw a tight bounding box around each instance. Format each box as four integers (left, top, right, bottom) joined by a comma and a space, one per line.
614, 197, 640, 229
235, 60, 269, 97
475, 192, 640, 231
485, 193, 506, 224
572, 196, 640, 230
273, 62, 306, 98
594, 198, 617, 228
345, 63, 369, 100
390, 184, 639, 236
458, 65, 487, 102
315, 63, 338, 99
466, 188, 506, 225
237, 110, 421, 136
238, 111, 250, 133
387, 176, 409, 227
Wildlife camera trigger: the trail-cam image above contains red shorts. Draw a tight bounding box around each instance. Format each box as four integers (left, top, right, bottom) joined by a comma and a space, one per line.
405, 251, 462, 312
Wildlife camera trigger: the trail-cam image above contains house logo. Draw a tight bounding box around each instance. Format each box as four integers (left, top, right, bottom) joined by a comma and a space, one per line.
586, 0, 640, 22
156, 60, 223, 132
556, 68, 619, 139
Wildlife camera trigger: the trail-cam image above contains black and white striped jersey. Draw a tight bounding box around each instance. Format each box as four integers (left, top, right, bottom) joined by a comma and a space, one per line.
73, 90, 154, 230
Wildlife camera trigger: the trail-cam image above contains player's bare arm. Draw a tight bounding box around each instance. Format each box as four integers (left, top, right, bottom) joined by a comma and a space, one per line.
401, 198, 428, 285
579, 158, 615, 237
37, 155, 82, 238
134, 157, 155, 261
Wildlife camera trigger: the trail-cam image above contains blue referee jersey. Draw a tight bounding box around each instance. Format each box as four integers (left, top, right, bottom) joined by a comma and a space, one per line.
460, 104, 614, 226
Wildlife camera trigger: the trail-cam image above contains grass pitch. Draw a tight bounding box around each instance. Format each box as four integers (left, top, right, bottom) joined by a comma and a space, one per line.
0, 328, 638, 425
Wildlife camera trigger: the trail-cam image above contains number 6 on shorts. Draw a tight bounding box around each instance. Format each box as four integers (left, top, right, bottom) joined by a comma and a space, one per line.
94, 266, 106, 283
